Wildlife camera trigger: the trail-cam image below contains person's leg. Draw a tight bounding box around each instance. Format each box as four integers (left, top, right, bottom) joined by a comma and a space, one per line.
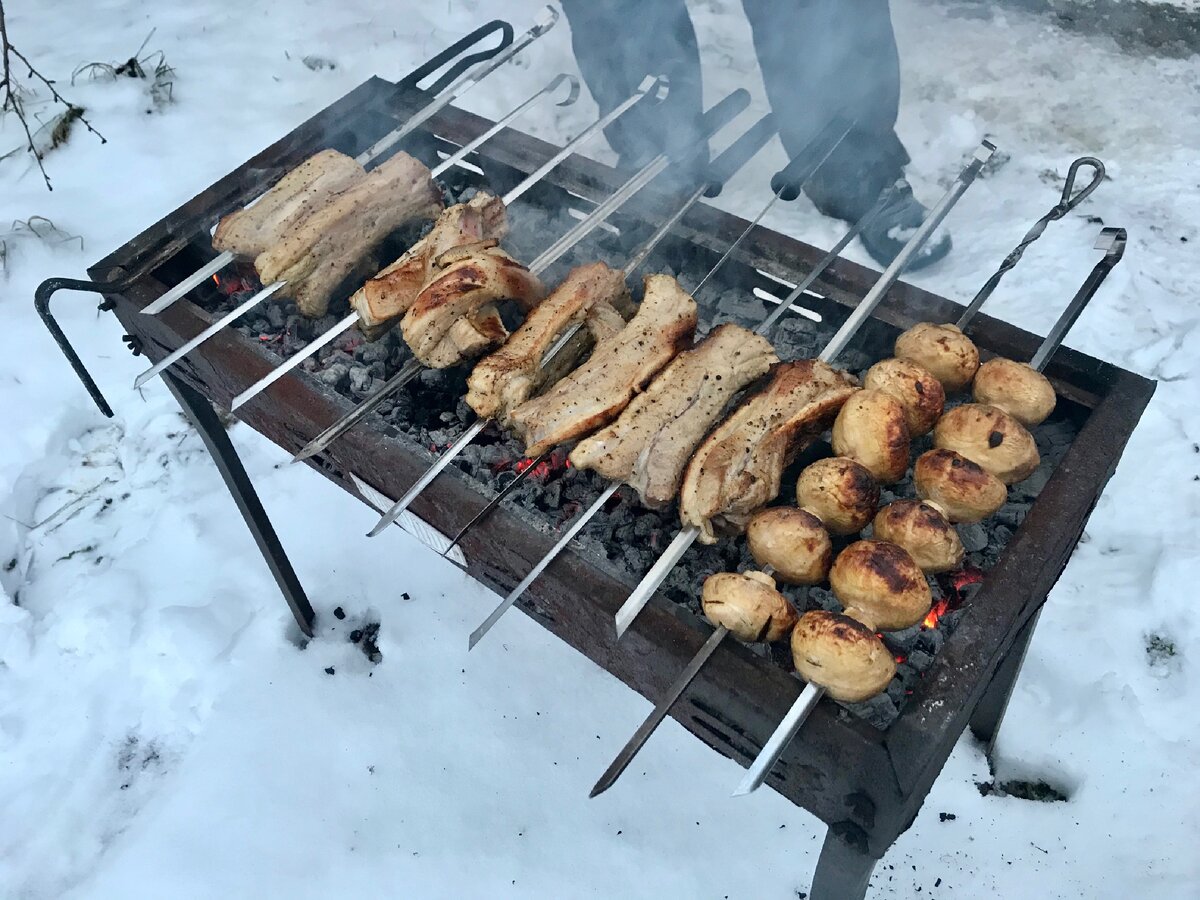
560, 0, 706, 169
741, 0, 949, 267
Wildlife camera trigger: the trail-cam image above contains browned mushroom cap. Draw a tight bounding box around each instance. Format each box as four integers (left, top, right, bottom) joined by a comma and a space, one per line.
791, 610, 896, 703
829, 539, 932, 631
831, 390, 911, 484
894, 322, 980, 392
701, 570, 799, 643
872, 500, 964, 574
913, 449, 1007, 524
746, 508, 833, 586
972, 358, 1057, 427
795, 457, 880, 536
863, 357, 946, 436
933, 403, 1040, 485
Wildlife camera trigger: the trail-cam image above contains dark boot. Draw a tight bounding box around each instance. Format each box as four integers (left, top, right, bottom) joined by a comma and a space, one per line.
857, 179, 952, 271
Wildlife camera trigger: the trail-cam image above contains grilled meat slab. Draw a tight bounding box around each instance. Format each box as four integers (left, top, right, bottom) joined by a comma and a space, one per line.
350, 193, 508, 330
255, 151, 443, 317
508, 274, 698, 457
570, 324, 778, 508
680, 359, 859, 543
466, 262, 630, 423
212, 150, 365, 258
401, 243, 546, 369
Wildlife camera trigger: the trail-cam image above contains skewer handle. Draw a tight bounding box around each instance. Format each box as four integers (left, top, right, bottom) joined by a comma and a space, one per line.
359, 6, 560, 166
818, 140, 996, 364
731, 682, 825, 796
769, 116, 855, 201
503, 75, 669, 208
956, 156, 1105, 331
1028, 226, 1126, 373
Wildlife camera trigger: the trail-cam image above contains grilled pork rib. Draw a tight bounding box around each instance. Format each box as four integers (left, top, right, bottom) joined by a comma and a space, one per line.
255, 151, 443, 317
212, 150, 365, 258
680, 359, 859, 543
350, 193, 508, 330
508, 274, 698, 457
401, 243, 546, 369
466, 262, 630, 423
570, 324, 778, 508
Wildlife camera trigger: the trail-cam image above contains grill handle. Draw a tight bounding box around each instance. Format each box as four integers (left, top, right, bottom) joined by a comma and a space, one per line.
398, 19, 515, 96
34, 276, 133, 418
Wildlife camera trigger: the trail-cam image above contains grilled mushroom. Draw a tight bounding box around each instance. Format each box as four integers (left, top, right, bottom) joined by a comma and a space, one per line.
863, 357, 945, 436
872, 500, 964, 574
791, 610, 896, 703
894, 322, 980, 392
701, 570, 798, 643
913, 448, 1007, 524
795, 457, 880, 536
831, 390, 911, 484
829, 539, 932, 631
746, 507, 833, 586
933, 404, 1040, 485
972, 358, 1057, 427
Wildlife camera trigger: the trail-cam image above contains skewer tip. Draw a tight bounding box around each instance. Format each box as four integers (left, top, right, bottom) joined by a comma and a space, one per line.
730, 782, 757, 798
587, 780, 611, 800
132, 371, 153, 390
467, 629, 484, 651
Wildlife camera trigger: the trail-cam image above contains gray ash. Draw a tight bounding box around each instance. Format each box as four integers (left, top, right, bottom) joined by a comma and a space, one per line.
197, 167, 1078, 732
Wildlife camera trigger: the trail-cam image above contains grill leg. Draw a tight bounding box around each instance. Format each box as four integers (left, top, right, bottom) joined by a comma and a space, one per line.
810, 828, 878, 900
969, 611, 1039, 758
163, 373, 316, 637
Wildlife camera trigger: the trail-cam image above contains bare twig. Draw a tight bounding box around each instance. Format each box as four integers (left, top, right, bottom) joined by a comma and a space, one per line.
0, 0, 106, 190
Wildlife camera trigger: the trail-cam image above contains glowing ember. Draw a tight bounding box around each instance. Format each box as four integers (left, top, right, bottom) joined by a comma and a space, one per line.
212, 269, 259, 296
922, 597, 951, 630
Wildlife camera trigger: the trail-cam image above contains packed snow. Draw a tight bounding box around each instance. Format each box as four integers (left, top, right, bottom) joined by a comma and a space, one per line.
1, 0, 1198, 897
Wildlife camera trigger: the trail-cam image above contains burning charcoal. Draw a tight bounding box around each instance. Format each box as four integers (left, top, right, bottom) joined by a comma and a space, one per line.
1010, 465, 1053, 502
716, 288, 763, 326
439, 411, 456, 424
318, 362, 350, 390
915, 626, 944, 657
633, 514, 657, 539
887, 624, 923, 655
907, 649, 933, 672
957, 522, 989, 553
266, 304, 286, 329
541, 481, 562, 509
806, 586, 839, 613
349, 367, 373, 395
995, 504, 1026, 529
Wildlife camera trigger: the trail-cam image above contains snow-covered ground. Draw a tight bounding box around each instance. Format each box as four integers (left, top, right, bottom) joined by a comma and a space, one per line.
1, 1, 1197, 897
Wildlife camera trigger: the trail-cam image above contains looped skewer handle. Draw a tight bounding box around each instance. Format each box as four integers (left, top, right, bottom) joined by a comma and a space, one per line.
398, 19, 515, 95
956, 155, 1106, 330
1055, 156, 1106, 216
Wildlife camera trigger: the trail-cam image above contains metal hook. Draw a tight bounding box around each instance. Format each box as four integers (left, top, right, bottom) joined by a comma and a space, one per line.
550, 73, 581, 107
1055, 156, 1105, 216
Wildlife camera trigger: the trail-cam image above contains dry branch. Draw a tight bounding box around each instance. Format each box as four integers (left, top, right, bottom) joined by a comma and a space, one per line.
0, 0, 106, 190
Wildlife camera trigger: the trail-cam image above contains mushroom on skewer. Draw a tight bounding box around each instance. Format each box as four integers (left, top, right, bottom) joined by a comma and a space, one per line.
746, 456, 880, 585
893, 322, 981, 392
830, 389, 911, 484
790, 611, 896, 703
972, 357, 1057, 427
933, 402, 1040, 485
863, 357, 946, 436
871, 499, 964, 574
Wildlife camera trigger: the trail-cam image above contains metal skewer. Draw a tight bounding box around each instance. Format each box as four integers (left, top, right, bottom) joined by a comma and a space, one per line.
612, 141, 996, 641
291, 95, 760, 467
134, 75, 581, 390
227, 75, 670, 413
733, 225, 1125, 798
956, 156, 1104, 330
590, 561, 777, 797
464, 125, 877, 649
361, 112, 777, 533
139, 7, 561, 317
